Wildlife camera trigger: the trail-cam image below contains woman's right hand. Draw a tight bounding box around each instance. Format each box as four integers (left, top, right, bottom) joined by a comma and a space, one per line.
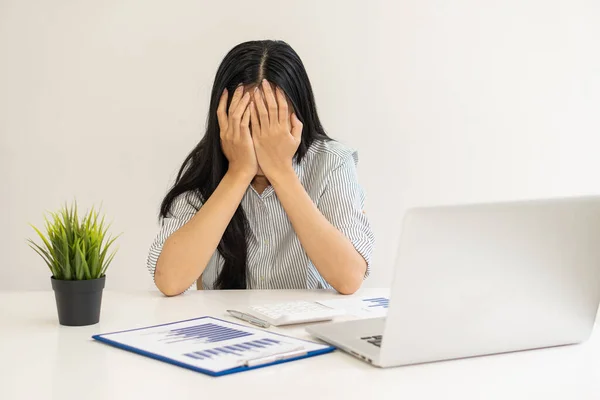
217, 86, 257, 180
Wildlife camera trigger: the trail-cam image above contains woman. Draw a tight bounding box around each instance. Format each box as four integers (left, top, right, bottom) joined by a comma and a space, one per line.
147, 40, 374, 296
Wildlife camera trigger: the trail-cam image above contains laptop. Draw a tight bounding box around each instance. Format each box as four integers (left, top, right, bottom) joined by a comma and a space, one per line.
307, 196, 600, 367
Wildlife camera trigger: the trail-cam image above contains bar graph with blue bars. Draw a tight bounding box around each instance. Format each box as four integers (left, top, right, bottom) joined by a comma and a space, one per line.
164, 323, 253, 344
183, 338, 282, 360
362, 297, 389, 309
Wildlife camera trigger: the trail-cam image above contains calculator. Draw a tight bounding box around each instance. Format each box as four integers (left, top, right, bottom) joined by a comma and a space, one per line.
247, 301, 345, 326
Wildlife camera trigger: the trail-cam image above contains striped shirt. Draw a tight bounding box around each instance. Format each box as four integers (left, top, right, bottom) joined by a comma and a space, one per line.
147, 139, 375, 290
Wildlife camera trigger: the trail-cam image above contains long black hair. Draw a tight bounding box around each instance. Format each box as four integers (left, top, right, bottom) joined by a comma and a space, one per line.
159, 40, 331, 289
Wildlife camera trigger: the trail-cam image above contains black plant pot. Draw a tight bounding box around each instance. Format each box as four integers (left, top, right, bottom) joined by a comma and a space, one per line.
51, 276, 106, 326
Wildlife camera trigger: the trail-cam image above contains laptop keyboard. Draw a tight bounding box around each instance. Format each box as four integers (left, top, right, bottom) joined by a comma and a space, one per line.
361, 335, 382, 347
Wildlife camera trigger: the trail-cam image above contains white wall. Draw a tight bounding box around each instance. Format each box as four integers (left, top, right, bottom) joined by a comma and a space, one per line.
1, 0, 599, 291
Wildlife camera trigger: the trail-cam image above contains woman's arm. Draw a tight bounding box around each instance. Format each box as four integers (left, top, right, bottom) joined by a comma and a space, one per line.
153, 86, 256, 296
154, 171, 252, 296
250, 80, 374, 294
269, 169, 369, 294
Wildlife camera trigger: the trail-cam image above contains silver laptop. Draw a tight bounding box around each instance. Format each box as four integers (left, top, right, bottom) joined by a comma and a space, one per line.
307, 196, 600, 367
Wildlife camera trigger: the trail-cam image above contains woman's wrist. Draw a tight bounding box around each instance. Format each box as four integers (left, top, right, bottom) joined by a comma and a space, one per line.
224, 168, 255, 187
267, 166, 298, 188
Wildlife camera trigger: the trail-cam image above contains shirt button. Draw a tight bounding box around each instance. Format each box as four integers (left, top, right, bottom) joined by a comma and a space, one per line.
264, 239, 269, 245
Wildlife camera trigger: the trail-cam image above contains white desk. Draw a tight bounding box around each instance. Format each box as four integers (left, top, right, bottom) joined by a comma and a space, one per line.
1, 289, 599, 400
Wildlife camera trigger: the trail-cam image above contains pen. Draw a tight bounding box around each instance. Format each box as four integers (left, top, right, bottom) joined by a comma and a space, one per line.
242, 347, 307, 367
226, 309, 271, 328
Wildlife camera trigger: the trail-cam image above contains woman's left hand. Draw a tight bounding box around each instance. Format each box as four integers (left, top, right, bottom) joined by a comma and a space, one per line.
250, 79, 303, 180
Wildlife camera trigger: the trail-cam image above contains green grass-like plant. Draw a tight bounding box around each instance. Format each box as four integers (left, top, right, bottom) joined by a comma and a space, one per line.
27, 202, 119, 280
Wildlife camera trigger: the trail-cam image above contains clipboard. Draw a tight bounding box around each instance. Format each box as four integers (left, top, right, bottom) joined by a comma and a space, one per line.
92, 316, 335, 377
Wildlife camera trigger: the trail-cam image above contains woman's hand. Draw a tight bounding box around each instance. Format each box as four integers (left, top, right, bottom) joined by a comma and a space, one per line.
250, 79, 303, 181
217, 86, 257, 180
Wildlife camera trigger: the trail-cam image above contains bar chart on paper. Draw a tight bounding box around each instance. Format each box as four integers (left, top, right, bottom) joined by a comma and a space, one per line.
150, 321, 302, 365
184, 337, 287, 360
317, 295, 390, 318
92, 317, 332, 375
163, 323, 253, 344
362, 297, 389, 309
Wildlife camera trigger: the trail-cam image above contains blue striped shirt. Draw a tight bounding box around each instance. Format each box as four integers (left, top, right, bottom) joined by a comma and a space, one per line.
147, 139, 375, 290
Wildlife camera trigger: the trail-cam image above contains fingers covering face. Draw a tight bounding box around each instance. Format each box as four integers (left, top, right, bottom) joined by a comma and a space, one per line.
253, 87, 270, 128
228, 85, 244, 115
250, 100, 260, 137
225, 81, 294, 137
240, 105, 250, 135
261, 79, 279, 125
231, 92, 250, 136
217, 88, 228, 132
275, 87, 289, 127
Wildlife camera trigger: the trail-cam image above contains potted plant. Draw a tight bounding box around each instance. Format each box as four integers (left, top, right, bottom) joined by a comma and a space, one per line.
27, 202, 119, 326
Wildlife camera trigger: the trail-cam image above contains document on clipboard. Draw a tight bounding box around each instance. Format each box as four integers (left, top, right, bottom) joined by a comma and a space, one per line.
92, 316, 334, 377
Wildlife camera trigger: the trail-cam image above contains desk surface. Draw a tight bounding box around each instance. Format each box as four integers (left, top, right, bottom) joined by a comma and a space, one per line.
1, 288, 599, 400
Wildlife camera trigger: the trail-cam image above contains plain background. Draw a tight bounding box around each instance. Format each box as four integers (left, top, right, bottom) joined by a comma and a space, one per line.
1, 0, 599, 291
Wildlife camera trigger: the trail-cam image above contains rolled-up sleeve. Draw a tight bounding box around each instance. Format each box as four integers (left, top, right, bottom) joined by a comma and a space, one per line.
318, 151, 375, 278
146, 191, 203, 282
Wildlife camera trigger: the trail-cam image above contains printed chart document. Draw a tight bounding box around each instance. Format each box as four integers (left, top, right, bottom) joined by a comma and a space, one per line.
93, 317, 334, 377
317, 296, 389, 318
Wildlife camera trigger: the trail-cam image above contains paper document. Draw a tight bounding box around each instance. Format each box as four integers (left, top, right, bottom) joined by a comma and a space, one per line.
93, 317, 331, 375
317, 296, 389, 318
